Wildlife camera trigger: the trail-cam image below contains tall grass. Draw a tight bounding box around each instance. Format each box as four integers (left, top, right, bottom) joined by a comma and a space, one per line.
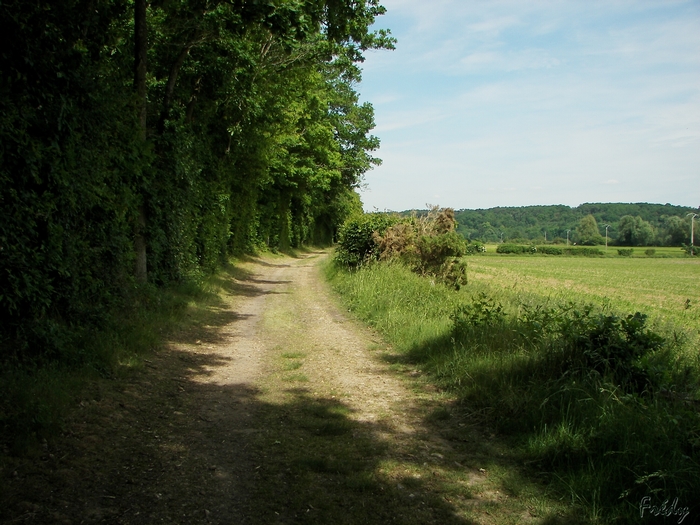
326, 259, 700, 524
0, 276, 216, 455
325, 261, 458, 354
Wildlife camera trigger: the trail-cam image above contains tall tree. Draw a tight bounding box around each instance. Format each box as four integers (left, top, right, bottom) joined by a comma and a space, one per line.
0, 0, 394, 358
662, 216, 690, 246
576, 214, 603, 245
134, 0, 148, 283
617, 215, 655, 246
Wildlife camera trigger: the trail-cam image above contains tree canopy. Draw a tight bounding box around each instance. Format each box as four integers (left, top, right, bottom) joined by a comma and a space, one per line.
576, 214, 604, 245
616, 215, 655, 246
451, 203, 697, 246
0, 0, 393, 359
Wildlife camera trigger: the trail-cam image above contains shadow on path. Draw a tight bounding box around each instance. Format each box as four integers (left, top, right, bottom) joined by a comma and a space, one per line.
0, 254, 580, 525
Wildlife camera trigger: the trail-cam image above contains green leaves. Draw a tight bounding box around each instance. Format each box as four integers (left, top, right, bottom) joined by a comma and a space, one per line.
1, 0, 391, 358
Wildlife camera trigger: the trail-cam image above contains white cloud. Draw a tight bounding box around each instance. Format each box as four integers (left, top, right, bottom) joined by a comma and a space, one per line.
459, 51, 498, 68
468, 16, 520, 35
366, 93, 402, 105
373, 107, 447, 132
359, 0, 700, 211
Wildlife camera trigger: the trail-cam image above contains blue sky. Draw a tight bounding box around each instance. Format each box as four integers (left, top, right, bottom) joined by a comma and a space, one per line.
356, 0, 700, 211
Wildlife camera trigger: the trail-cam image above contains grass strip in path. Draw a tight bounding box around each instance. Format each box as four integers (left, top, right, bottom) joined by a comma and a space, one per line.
242, 252, 580, 525
2, 251, 585, 525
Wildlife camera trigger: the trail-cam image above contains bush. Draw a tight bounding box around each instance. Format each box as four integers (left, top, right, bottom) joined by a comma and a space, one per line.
335, 213, 398, 267
369, 207, 467, 289
561, 247, 604, 256
495, 245, 602, 257
335, 208, 469, 288
538, 246, 563, 255
437, 257, 468, 291
451, 297, 667, 394
617, 248, 634, 257
414, 231, 466, 272
496, 244, 530, 254
645, 249, 656, 257
558, 310, 665, 393
465, 241, 485, 255
682, 244, 698, 256
451, 293, 505, 336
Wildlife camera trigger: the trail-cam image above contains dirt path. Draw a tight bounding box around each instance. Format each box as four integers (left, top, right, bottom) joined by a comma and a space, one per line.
2, 251, 542, 525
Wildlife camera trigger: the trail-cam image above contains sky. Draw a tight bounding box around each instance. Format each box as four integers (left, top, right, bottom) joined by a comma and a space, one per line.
355, 0, 700, 212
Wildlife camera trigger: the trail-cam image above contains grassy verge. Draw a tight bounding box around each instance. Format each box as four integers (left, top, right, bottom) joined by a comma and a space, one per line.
0, 261, 249, 457
325, 259, 700, 524
465, 256, 700, 341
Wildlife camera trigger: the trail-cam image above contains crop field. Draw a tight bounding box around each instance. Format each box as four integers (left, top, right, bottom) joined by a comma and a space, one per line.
328, 214, 700, 523
328, 255, 700, 523
467, 254, 700, 336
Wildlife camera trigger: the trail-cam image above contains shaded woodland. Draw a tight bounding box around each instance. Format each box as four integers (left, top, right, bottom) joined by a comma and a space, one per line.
0, 0, 393, 360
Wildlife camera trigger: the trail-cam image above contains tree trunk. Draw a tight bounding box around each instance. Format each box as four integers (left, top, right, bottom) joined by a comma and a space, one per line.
134, 0, 147, 139
158, 43, 193, 133
278, 194, 291, 252
134, 0, 148, 283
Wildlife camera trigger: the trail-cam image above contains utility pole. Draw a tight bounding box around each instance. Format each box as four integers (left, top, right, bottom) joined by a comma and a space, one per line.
688, 213, 698, 255
566, 230, 571, 246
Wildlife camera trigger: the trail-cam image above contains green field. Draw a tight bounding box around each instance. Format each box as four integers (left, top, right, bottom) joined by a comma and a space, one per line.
466, 255, 700, 336
327, 251, 700, 524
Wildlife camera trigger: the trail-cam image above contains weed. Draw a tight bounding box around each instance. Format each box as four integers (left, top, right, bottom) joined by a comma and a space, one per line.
283, 361, 303, 371
283, 373, 309, 382
281, 352, 306, 359
328, 257, 700, 524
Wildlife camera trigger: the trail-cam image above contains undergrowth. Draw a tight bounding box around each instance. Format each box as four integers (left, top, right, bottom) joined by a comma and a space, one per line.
0, 270, 222, 456
326, 258, 700, 524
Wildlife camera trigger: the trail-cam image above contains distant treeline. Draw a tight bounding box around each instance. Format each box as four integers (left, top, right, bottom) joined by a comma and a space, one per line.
449, 203, 698, 246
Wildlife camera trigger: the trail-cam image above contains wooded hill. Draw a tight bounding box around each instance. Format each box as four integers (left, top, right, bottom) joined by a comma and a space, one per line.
451, 203, 698, 246
0, 0, 392, 360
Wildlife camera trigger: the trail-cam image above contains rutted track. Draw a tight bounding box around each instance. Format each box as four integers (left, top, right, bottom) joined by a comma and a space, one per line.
2, 251, 539, 524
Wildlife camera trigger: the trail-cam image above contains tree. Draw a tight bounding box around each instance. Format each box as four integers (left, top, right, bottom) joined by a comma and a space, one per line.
0, 0, 395, 358
617, 216, 655, 246
134, 0, 148, 283
576, 214, 604, 245
662, 216, 689, 246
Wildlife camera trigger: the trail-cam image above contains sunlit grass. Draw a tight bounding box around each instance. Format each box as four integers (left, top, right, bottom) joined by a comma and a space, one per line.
283, 373, 309, 382
281, 351, 306, 359
325, 256, 700, 524
466, 256, 700, 347
282, 360, 303, 371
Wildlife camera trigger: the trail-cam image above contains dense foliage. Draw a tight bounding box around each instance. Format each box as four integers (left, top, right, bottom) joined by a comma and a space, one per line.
336, 208, 468, 289
451, 203, 698, 246
0, 0, 393, 360
334, 212, 398, 266
327, 261, 700, 524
